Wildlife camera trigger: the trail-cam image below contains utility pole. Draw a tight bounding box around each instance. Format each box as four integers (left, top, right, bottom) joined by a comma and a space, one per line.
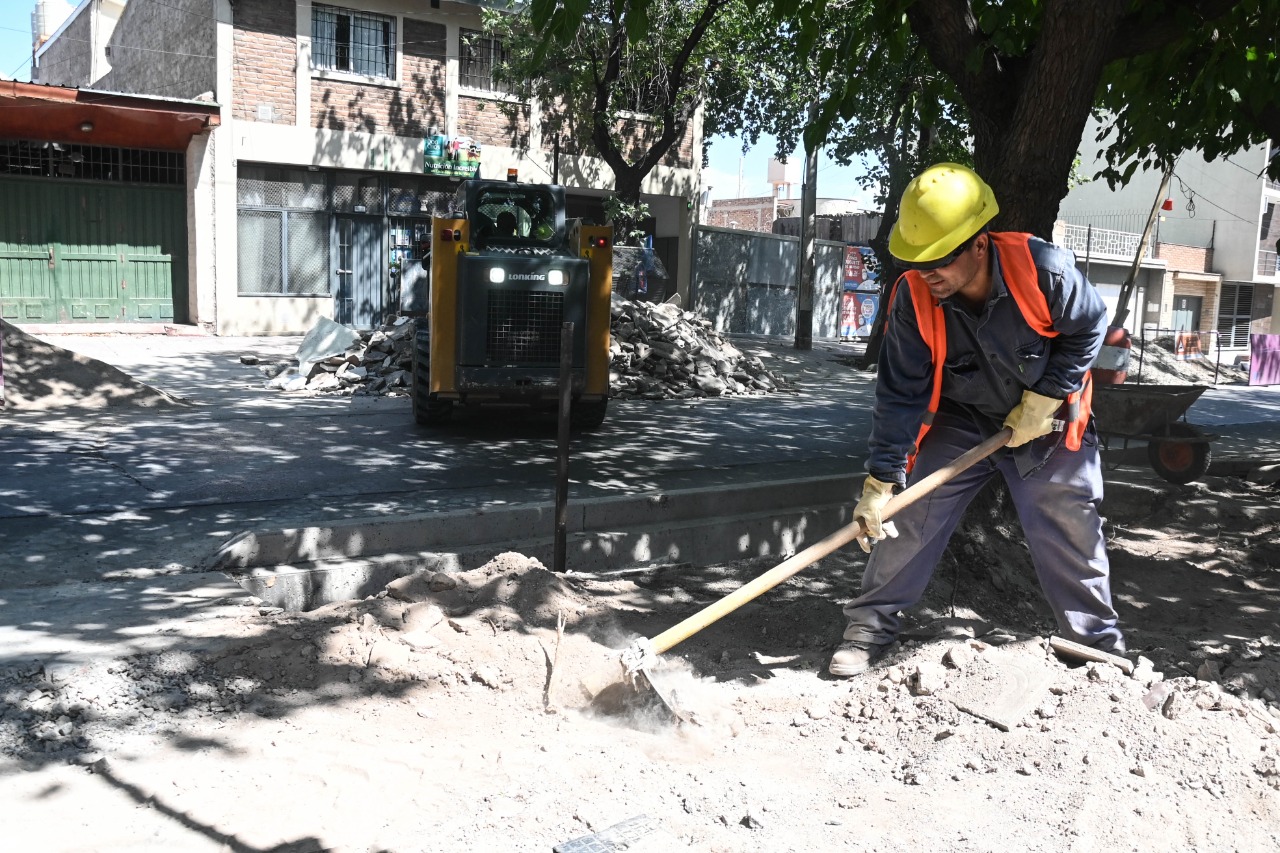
794, 103, 819, 351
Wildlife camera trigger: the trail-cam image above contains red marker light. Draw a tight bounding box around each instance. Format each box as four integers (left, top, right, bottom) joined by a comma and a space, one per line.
592, 236, 609, 248
440, 229, 453, 242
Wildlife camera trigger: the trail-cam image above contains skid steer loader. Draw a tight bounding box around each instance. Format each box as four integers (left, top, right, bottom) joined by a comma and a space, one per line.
413, 174, 613, 429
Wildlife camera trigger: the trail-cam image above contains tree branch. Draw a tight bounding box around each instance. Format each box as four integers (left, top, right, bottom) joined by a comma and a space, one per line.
1104, 0, 1242, 63
635, 0, 728, 176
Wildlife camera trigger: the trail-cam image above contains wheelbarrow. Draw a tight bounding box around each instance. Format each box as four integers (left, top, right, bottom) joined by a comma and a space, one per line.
1090, 383, 1215, 484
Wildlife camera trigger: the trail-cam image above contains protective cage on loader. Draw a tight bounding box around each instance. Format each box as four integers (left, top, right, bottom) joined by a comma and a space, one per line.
413, 177, 613, 429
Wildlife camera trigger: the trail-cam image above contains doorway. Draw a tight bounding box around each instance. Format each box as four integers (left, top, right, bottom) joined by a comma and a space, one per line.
1172, 295, 1203, 332
334, 216, 383, 328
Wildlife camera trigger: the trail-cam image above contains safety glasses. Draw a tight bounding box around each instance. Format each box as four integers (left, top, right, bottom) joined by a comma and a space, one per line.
897, 234, 977, 271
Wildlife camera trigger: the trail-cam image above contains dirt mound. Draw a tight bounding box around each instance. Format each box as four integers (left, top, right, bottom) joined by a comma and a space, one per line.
0, 321, 184, 411
3, 481, 1279, 850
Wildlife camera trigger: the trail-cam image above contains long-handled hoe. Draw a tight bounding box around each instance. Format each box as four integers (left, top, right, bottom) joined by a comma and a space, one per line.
592, 428, 1014, 724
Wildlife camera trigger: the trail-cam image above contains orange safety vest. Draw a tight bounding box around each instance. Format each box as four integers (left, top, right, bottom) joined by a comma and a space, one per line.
888, 232, 1093, 467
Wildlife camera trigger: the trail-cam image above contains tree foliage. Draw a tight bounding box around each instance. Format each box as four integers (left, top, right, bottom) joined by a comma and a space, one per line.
487, 0, 761, 242
1097, 1, 1280, 188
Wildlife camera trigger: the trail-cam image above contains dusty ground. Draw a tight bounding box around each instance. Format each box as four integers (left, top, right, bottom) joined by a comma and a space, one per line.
2, 330, 1278, 852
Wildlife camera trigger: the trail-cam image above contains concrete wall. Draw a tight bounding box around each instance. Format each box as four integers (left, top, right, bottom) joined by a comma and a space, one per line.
96, 0, 217, 99
691, 226, 843, 339
34, 3, 95, 86
705, 197, 785, 233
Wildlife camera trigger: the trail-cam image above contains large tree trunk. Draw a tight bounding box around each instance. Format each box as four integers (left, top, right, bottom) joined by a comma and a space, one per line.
908, 0, 1130, 236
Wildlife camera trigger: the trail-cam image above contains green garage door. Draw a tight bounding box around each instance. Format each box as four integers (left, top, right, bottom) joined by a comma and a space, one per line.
0, 176, 187, 324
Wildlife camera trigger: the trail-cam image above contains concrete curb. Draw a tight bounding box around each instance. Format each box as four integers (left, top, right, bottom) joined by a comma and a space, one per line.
211, 457, 1280, 613
215, 474, 860, 611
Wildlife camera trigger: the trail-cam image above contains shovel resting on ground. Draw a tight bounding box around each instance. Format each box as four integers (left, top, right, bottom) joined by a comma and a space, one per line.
595, 427, 1015, 723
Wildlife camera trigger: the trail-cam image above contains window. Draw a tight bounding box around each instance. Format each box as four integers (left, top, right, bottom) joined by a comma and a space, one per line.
312, 3, 396, 80
0, 140, 184, 184
1258, 200, 1279, 277
1216, 283, 1255, 349
237, 166, 331, 297
471, 184, 559, 247
459, 28, 512, 94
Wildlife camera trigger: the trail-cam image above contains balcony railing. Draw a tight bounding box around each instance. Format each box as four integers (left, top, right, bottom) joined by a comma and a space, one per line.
1060, 222, 1153, 260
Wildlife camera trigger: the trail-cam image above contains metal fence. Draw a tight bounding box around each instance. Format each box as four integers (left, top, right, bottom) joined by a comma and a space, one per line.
690, 226, 845, 339
1130, 327, 1228, 385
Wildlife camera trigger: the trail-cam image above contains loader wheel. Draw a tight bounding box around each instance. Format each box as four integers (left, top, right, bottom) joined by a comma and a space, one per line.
570, 398, 608, 431
412, 327, 452, 426
1147, 421, 1211, 484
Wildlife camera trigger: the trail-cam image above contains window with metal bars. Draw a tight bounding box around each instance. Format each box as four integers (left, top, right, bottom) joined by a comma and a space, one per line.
459, 28, 513, 94
312, 3, 396, 80
237, 165, 331, 297
0, 139, 184, 184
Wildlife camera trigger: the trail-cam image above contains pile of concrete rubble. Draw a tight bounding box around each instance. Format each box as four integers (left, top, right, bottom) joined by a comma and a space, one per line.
609, 296, 789, 399
255, 316, 414, 397
258, 299, 790, 400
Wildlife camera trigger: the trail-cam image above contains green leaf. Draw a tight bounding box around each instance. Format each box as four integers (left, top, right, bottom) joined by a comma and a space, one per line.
625, 3, 650, 43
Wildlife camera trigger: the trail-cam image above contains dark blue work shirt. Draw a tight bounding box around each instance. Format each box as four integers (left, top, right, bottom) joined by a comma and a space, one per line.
867, 235, 1106, 485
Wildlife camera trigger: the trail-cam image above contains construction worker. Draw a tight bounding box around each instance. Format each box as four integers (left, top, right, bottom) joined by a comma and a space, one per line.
831, 163, 1125, 677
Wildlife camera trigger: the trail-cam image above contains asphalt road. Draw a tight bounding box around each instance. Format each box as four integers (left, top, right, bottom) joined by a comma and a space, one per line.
0, 334, 875, 588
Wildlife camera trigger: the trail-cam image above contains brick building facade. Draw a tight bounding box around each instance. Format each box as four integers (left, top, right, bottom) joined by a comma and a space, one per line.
232, 0, 297, 125
31, 0, 701, 335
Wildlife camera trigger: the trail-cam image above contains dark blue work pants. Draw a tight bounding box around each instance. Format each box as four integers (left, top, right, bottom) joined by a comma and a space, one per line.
842, 415, 1125, 653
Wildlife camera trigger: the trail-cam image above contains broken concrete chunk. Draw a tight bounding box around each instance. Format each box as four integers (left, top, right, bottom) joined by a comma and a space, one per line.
472, 666, 502, 689
1142, 682, 1174, 710
1196, 660, 1222, 683
944, 643, 976, 671
911, 662, 947, 696
401, 602, 446, 633
296, 316, 362, 376
428, 572, 458, 592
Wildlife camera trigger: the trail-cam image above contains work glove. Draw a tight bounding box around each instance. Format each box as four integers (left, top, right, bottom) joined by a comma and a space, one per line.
853, 476, 898, 553
1003, 389, 1063, 447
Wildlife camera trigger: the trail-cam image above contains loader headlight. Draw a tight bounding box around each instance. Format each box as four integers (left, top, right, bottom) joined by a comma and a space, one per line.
489, 267, 505, 283
547, 269, 565, 286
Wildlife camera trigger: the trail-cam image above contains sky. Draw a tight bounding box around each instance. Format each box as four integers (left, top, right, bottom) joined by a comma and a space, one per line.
0, 2, 878, 208
701, 133, 878, 208
0, 0, 74, 82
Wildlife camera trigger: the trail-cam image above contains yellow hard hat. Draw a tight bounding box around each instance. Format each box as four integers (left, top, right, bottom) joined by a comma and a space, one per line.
888, 163, 999, 265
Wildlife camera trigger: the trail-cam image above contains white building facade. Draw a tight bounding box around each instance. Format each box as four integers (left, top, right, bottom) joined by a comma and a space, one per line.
1058, 117, 1279, 353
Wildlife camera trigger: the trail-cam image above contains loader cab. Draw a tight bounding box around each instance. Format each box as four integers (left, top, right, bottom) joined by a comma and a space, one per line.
455, 181, 567, 253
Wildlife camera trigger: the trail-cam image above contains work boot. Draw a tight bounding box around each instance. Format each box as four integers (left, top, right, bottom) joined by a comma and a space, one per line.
828, 641, 895, 677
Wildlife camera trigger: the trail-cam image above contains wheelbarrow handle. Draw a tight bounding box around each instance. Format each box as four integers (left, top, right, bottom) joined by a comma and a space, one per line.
645, 428, 1014, 657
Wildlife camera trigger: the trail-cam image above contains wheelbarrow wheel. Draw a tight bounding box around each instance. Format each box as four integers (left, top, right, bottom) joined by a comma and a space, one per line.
1147, 422, 1211, 484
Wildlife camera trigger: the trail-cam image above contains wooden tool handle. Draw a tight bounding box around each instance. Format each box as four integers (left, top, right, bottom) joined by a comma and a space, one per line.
646, 428, 1013, 657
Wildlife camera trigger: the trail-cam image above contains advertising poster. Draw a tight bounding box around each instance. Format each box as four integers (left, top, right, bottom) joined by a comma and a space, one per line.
841, 245, 880, 339
424, 134, 482, 179
843, 245, 865, 288
841, 292, 880, 339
